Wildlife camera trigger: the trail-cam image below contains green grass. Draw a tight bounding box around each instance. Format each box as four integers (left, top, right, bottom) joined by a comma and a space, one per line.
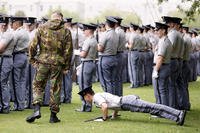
0, 78, 200, 133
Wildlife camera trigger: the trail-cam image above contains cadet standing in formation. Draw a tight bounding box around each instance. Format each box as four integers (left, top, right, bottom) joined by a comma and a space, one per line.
11, 16, 29, 111
0, 16, 15, 113
75, 23, 97, 112
112, 16, 126, 96
98, 17, 119, 95
24, 17, 37, 109
152, 22, 172, 106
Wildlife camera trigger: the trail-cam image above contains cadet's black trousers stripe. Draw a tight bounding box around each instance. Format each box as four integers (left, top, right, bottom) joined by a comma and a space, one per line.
100, 57, 107, 92
0, 58, 5, 111
121, 102, 178, 118
12, 55, 19, 109
156, 78, 162, 104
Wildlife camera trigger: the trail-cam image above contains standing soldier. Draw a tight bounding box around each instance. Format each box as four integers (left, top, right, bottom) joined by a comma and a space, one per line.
152, 22, 172, 106
10, 16, 29, 111
181, 26, 192, 110
0, 16, 15, 113
112, 16, 126, 96
127, 23, 141, 88
98, 16, 119, 95
75, 23, 97, 112
24, 17, 37, 109
162, 16, 181, 109
26, 11, 73, 123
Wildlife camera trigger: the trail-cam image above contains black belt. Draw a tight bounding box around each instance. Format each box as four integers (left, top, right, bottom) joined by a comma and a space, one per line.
131, 49, 138, 51
117, 51, 124, 53
153, 63, 169, 66
171, 58, 178, 60
139, 50, 145, 52
99, 55, 116, 57
13, 51, 27, 55
81, 60, 94, 63
0, 55, 12, 58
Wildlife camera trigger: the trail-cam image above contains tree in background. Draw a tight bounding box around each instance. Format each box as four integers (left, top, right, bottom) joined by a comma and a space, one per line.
158, 0, 200, 23
168, 10, 200, 28
86, 9, 142, 25
15, 10, 26, 17
0, 6, 7, 14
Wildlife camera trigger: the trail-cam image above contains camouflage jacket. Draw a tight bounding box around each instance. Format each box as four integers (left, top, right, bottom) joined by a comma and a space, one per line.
29, 19, 73, 70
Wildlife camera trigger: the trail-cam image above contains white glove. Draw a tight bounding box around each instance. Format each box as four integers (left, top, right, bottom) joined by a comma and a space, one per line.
93, 118, 104, 122
74, 49, 80, 55
76, 64, 82, 76
125, 43, 129, 48
152, 69, 158, 79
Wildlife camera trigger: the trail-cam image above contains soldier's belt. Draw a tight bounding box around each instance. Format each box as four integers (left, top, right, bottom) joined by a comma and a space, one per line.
0, 55, 12, 58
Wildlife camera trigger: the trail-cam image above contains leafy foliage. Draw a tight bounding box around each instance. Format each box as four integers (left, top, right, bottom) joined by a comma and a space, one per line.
158, 0, 200, 23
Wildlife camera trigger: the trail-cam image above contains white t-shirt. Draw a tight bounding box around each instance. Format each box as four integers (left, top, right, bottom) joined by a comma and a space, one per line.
93, 92, 121, 110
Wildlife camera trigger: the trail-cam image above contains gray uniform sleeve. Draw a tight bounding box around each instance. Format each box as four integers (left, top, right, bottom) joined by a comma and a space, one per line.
0, 32, 13, 46
157, 40, 167, 58
99, 33, 107, 47
82, 41, 90, 52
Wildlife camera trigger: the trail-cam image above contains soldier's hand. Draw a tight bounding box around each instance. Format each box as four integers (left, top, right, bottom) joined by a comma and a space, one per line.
63, 70, 69, 75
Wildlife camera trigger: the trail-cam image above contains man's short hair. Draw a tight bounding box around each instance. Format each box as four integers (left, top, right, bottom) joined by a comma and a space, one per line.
52, 11, 63, 18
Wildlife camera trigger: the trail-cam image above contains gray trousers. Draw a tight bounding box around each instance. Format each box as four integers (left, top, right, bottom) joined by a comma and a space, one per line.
180, 61, 190, 110
128, 51, 141, 88
60, 70, 72, 103
153, 64, 170, 106
121, 95, 181, 122
143, 51, 153, 85
197, 51, 200, 76
12, 53, 28, 110
168, 59, 179, 109
78, 61, 96, 111
25, 63, 35, 108
116, 52, 124, 96
121, 51, 129, 83
176, 60, 187, 110
0, 57, 13, 111
98, 55, 118, 94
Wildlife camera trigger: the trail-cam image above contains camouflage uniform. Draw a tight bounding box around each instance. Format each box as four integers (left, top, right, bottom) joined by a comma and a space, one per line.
29, 19, 73, 113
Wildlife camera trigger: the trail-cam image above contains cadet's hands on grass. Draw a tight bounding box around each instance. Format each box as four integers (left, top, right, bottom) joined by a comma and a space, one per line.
93, 118, 104, 122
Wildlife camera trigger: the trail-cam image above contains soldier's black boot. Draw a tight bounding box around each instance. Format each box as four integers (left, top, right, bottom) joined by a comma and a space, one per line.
26, 104, 41, 123
49, 112, 61, 123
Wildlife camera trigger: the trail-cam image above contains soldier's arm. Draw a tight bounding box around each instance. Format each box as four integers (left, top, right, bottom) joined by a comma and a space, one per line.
154, 55, 164, 71
0, 33, 13, 53
29, 28, 41, 64
63, 30, 73, 70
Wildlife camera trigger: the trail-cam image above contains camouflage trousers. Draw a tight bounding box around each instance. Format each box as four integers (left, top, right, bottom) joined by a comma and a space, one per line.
32, 63, 63, 113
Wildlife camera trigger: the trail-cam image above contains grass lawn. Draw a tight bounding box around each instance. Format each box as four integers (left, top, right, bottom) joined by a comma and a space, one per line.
0, 78, 200, 133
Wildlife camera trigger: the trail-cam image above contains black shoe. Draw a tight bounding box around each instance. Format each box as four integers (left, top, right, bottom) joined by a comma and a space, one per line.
49, 112, 61, 123
26, 104, 41, 123
177, 110, 187, 126
26, 110, 41, 123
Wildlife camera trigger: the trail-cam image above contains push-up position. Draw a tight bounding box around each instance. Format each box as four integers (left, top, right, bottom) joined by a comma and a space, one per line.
78, 87, 186, 126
